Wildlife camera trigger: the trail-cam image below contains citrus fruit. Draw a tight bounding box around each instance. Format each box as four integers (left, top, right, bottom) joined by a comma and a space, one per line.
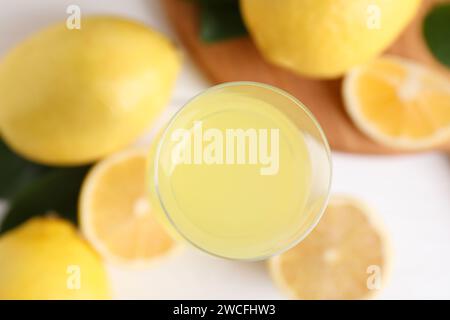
240, 0, 421, 78
0, 217, 110, 299
269, 195, 391, 300
343, 56, 450, 149
79, 148, 178, 266
0, 16, 180, 165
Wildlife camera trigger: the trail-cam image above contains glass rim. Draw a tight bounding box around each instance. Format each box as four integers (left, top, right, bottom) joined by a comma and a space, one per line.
152, 81, 333, 261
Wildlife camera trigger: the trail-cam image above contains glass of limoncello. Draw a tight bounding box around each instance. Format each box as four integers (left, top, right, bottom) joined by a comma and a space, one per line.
148, 82, 332, 260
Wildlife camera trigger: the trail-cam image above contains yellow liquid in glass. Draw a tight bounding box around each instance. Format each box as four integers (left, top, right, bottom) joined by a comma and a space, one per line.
151, 89, 313, 259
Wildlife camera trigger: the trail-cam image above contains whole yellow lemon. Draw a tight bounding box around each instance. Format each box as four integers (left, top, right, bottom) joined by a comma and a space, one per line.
0, 16, 180, 165
240, 0, 421, 78
0, 217, 110, 299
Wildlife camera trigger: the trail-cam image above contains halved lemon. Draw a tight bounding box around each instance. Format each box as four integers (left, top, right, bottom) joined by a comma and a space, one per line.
79, 148, 178, 266
343, 56, 450, 149
269, 195, 391, 300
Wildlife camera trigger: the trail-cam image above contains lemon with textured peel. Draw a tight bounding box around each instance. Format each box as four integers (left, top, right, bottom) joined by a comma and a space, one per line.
240, 0, 421, 78
0, 217, 110, 299
269, 195, 391, 300
79, 148, 178, 266
343, 56, 450, 149
0, 16, 180, 165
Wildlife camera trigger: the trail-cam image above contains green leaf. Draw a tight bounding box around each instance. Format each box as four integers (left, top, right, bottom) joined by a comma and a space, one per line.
0, 166, 90, 234
197, 0, 248, 43
0, 140, 51, 199
190, 0, 237, 6
423, 3, 450, 68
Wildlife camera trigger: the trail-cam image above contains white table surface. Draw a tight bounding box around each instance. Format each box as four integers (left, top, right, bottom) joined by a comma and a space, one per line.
0, 0, 449, 300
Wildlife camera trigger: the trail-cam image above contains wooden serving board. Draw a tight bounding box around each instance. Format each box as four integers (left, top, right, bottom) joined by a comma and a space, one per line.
162, 0, 450, 154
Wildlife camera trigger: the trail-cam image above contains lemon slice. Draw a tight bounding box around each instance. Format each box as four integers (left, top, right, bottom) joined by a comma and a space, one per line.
269, 195, 391, 300
79, 148, 178, 266
343, 56, 450, 149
